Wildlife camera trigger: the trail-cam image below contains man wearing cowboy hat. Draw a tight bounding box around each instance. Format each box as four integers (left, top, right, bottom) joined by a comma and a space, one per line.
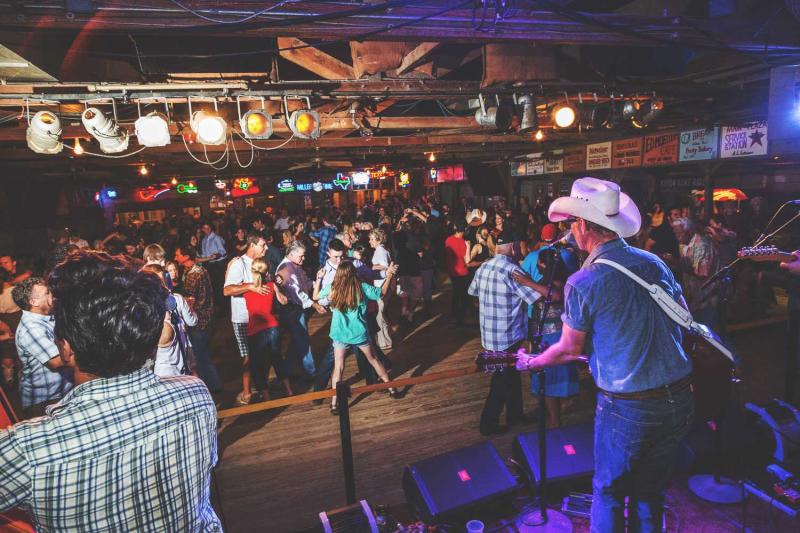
515, 177, 694, 532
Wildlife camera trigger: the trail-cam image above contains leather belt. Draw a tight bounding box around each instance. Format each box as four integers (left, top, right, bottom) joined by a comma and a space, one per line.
600, 373, 692, 401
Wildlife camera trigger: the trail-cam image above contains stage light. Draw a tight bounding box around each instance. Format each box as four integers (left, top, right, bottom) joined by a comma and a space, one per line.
82, 107, 129, 154
135, 112, 171, 147
474, 94, 513, 130
552, 103, 577, 129
139, 165, 149, 176
622, 100, 640, 121
241, 109, 272, 140
72, 138, 84, 155
580, 104, 611, 129
534, 129, 544, 141
190, 110, 227, 145
428, 152, 436, 163
26, 111, 63, 154
631, 98, 664, 129
288, 109, 321, 139
517, 94, 538, 133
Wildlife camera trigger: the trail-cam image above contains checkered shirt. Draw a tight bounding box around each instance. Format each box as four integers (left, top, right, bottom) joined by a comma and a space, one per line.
15, 311, 72, 409
310, 226, 337, 266
468, 255, 540, 351
0, 369, 221, 532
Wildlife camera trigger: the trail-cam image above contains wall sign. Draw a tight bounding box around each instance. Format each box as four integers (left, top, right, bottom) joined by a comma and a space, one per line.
563, 146, 586, 172
296, 181, 333, 192
351, 171, 370, 187
586, 141, 612, 170
214, 180, 227, 190
510, 161, 527, 176
720, 122, 768, 158
333, 174, 352, 190
612, 138, 643, 168
277, 179, 295, 193
544, 158, 564, 174
399, 172, 410, 187
643, 133, 679, 166
176, 183, 198, 194
137, 185, 170, 201
679, 128, 719, 162
526, 159, 545, 175
232, 177, 260, 197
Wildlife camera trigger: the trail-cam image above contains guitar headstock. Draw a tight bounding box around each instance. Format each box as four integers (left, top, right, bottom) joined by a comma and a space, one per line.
737, 246, 794, 263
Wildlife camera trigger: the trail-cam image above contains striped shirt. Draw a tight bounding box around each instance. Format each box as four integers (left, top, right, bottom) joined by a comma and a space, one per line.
15, 311, 72, 409
0, 369, 221, 532
468, 254, 540, 351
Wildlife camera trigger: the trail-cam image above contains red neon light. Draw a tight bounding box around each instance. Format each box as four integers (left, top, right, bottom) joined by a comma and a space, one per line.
563, 444, 576, 456
137, 185, 171, 201
457, 469, 471, 482
231, 184, 260, 198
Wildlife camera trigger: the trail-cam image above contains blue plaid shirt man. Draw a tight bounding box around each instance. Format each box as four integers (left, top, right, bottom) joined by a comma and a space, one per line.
310, 225, 337, 267
0, 368, 221, 532
468, 254, 540, 350
15, 310, 72, 409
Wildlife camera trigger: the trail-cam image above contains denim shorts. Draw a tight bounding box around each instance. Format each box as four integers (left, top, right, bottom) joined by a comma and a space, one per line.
332, 340, 369, 351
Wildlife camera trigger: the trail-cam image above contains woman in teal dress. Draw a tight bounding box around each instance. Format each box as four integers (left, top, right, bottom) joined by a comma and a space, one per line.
528, 248, 579, 428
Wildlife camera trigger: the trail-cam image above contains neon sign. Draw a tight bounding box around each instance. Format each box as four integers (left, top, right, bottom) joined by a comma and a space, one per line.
176, 183, 198, 194
138, 184, 171, 201
277, 179, 295, 193
232, 177, 260, 197
214, 180, 227, 190
429, 168, 438, 182
351, 171, 370, 187
333, 174, 351, 190
296, 182, 333, 192
399, 172, 410, 188
104, 188, 118, 199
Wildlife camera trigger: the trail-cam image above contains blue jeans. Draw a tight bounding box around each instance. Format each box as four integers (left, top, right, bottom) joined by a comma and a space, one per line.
247, 327, 286, 392
312, 341, 392, 392
591, 388, 694, 533
281, 306, 317, 376
187, 328, 222, 392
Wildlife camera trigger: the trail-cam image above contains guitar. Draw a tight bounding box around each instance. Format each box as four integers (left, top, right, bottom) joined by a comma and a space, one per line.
476, 345, 588, 373
737, 246, 795, 264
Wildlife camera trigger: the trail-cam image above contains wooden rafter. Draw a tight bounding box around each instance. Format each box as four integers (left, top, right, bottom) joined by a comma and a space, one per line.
277, 37, 355, 80
394, 42, 441, 76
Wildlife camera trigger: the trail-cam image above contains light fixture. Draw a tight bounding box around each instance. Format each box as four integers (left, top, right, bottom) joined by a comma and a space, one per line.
428, 152, 436, 163
631, 97, 664, 129
622, 100, 640, 121
517, 94, 538, 133
580, 104, 611, 129
139, 165, 149, 176
26, 110, 63, 154
190, 110, 227, 145
237, 96, 273, 140
534, 129, 544, 141
552, 102, 577, 129
82, 106, 129, 154
284, 96, 321, 140
474, 93, 513, 130
135, 112, 171, 147
171, 177, 178, 186
72, 138, 84, 155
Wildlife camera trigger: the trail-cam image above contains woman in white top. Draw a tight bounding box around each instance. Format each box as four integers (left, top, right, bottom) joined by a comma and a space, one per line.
368, 229, 393, 350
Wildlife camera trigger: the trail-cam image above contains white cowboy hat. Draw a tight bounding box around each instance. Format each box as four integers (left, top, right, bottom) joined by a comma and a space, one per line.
465, 208, 487, 225
548, 177, 641, 238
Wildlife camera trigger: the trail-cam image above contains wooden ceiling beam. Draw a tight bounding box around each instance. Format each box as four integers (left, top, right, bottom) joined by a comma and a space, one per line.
394, 42, 442, 76
277, 37, 355, 80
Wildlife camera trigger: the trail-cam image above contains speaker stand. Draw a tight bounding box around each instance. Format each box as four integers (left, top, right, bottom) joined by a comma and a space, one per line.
515, 508, 573, 532
688, 474, 744, 504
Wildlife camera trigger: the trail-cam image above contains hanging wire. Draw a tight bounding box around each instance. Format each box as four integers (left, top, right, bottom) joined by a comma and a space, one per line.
56, 141, 146, 159
230, 131, 255, 168
234, 130, 296, 150
203, 141, 231, 170
166, 0, 295, 25
182, 133, 229, 166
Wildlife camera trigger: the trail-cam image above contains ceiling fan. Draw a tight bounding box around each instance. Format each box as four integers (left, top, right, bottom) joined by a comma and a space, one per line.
288, 157, 353, 171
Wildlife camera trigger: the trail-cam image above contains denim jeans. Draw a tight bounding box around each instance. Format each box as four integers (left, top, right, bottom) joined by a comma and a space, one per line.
247, 327, 286, 392
313, 341, 392, 392
591, 388, 694, 533
187, 328, 222, 392
281, 306, 317, 376
450, 275, 469, 324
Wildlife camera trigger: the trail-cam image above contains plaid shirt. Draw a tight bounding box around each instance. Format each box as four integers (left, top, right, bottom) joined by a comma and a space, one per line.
310, 226, 337, 266
183, 264, 214, 330
468, 255, 540, 351
0, 369, 221, 532
15, 311, 72, 409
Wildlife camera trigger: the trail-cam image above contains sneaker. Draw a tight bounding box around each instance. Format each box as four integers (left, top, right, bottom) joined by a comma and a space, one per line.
235, 392, 252, 405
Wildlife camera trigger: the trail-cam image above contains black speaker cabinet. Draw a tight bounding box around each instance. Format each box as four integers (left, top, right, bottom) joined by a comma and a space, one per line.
513, 421, 595, 486
403, 441, 518, 523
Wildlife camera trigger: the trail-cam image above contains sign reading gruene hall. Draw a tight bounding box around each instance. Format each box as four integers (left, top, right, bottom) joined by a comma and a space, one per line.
679, 128, 719, 162
720, 121, 768, 158
612, 138, 643, 168
642, 132, 679, 166
586, 142, 612, 170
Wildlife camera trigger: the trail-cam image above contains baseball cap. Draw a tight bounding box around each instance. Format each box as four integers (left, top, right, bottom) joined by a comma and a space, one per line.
540, 223, 558, 242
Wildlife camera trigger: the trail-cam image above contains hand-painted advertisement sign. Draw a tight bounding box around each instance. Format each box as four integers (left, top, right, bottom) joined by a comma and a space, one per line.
586, 141, 612, 170
679, 128, 719, 162
720, 122, 768, 158
612, 138, 643, 168
643, 133, 679, 166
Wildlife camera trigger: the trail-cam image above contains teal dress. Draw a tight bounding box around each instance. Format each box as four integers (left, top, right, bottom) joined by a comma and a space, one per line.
319, 282, 382, 346
530, 300, 579, 398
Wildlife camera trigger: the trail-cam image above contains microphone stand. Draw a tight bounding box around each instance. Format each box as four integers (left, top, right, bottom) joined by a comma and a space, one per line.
517, 249, 573, 532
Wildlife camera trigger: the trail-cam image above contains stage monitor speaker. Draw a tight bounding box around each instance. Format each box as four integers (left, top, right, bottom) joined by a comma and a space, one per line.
513, 421, 595, 486
403, 441, 518, 523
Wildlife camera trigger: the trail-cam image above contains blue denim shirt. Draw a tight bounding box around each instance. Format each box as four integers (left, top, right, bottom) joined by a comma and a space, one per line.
562, 238, 692, 393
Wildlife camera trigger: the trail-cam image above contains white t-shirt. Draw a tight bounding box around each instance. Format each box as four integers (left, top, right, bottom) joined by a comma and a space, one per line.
154, 321, 182, 378
0, 287, 19, 314
224, 255, 253, 323
274, 217, 290, 230
372, 245, 390, 287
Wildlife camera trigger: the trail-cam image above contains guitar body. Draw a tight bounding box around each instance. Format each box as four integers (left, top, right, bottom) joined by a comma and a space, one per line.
683, 332, 732, 422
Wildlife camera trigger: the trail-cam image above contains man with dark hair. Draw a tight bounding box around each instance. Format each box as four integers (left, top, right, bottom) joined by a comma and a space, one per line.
11, 277, 72, 417
0, 253, 221, 530
444, 223, 470, 326
309, 216, 337, 268
175, 245, 222, 393
0, 253, 32, 285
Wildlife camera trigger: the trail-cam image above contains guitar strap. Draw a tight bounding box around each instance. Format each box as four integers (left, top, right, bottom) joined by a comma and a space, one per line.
594, 258, 735, 364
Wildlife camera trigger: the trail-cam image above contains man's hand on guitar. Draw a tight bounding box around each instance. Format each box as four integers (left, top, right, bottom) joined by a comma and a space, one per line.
780, 250, 800, 275
515, 350, 536, 372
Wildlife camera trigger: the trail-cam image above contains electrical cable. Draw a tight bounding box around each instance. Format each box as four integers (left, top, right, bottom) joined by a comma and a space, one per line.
230, 131, 255, 168
234, 130, 296, 151
166, 0, 295, 25
55, 141, 145, 159
203, 140, 230, 170
182, 133, 229, 166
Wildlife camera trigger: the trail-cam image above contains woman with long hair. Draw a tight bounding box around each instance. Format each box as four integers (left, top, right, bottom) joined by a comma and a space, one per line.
241, 258, 293, 404
314, 261, 399, 414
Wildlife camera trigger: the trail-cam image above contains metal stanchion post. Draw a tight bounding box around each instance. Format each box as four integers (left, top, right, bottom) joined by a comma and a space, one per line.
336, 381, 356, 505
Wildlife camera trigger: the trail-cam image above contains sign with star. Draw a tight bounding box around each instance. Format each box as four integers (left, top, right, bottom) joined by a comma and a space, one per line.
721, 121, 768, 159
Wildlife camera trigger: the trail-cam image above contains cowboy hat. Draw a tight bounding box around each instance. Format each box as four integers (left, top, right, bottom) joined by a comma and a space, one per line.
465, 208, 487, 225
548, 177, 641, 238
